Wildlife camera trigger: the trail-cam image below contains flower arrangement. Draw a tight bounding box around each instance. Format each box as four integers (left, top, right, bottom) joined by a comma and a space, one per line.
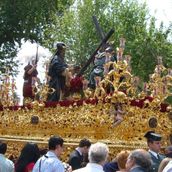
70, 76, 83, 93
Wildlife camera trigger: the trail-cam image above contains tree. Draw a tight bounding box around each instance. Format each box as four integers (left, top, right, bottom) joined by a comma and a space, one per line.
0, 0, 74, 75
44, 0, 172, 81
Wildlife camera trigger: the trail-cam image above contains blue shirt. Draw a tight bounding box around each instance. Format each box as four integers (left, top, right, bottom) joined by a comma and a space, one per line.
32, 151, 65, 172
0, 154, 14, 172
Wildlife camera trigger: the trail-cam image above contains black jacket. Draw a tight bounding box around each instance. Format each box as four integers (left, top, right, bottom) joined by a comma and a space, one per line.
68, 150, 83, 170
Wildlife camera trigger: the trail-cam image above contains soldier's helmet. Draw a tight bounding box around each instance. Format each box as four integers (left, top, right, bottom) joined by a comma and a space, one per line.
56, 42, 66, 51
105, 46, 114, 53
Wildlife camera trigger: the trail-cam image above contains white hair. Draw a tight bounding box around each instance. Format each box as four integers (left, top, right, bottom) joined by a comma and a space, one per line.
88, 142, 109, 164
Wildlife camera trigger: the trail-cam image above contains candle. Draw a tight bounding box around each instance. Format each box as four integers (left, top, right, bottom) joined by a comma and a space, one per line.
157, 56, 163, 65
104, 64, 109, 75
168, 68, 172, 76
94, 76, 101, 87
117, 48, 123, 61
120, 37, 126, 49
143, 82, 147, 92
163, 85, 166, 94
83, 79, 88, 90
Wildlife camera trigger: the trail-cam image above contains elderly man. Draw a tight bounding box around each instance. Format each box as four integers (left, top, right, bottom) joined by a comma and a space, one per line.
73, 142, 109, 172
126, 149, 152, 172
68, 138, 91, 170
33, 135, 65, 172
144, 131, 165, 172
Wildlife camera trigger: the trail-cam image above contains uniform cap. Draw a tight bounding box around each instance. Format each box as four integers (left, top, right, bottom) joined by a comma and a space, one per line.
105, 47, 114, 53
97, 52, 106, 59
56, 42, 66, 49
144, 131, 162, 141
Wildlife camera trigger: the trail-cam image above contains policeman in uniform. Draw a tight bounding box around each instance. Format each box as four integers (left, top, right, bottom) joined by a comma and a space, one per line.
144, 131, 166, 172
47, 42, 69, 102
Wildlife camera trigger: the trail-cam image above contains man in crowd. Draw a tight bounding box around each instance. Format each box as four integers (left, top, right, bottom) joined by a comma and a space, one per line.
0, 141, 14, 172
125, 149, 152, 172
47, 42, 70, 102
33, 135, 65, 172
165, 145, 172, 158
144, 131, 165, 172
68, 138, 91, 170
73, 142, 109, 172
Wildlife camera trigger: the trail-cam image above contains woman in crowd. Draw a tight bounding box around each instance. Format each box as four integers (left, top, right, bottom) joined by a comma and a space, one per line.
15, 142, 40, 172
116, 150, 130, 172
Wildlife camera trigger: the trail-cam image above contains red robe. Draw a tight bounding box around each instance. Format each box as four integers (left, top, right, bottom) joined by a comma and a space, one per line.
23, 64, 38, 99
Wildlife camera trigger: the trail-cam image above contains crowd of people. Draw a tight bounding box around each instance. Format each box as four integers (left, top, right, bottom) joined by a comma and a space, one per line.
1, 130, 172, 172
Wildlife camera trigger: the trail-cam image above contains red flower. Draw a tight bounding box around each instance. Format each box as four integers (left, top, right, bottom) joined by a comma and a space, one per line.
70, 76, 83, 93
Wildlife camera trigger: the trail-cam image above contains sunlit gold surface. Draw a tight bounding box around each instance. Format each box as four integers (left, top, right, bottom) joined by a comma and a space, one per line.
0, 42, 172, 160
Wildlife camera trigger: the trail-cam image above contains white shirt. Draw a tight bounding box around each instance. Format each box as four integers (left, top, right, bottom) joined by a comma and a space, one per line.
162, 160, 172, 172
76, 147, 82, 156
0, 154, 14, 172
32, 151, 64, 172
149, 150, 159, 159
73, 163, 104, 172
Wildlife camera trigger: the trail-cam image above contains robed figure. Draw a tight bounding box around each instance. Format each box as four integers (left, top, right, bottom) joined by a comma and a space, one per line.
23, 59, 38, 101
47, 42, 69, 102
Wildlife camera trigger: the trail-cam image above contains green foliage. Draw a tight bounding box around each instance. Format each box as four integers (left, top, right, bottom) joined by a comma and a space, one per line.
0, 0, 74, 75
45, 0, 172, 81
1, 0, 172, 82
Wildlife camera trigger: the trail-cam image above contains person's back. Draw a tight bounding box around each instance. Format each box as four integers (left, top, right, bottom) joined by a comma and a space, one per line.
0, 142, 14, 172
0, 155, 14, 172
68, 138, 91, 170
32, 136, 64, 172
162, 160, 172, 172
158, 157, 171, 172
33, 151, 64, 172
73, 142, 109, 172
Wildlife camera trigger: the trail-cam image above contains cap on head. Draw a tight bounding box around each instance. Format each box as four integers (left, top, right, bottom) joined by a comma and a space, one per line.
56, 42, 66, 50
105, 47, 114, 53
144, 131, 162, 141
97, 52, 106, 59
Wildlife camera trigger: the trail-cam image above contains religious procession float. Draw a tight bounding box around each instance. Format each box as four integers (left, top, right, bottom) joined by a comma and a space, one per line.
0, 36, 172, 161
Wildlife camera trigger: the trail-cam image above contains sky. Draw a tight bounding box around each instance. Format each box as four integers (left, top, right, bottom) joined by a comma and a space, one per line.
15, 0, 172, 104
16, 42, 51, 104
145, 0, 172, 27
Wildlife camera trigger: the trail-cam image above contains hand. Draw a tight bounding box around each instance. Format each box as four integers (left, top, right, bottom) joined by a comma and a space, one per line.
33, 64, 37, 69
